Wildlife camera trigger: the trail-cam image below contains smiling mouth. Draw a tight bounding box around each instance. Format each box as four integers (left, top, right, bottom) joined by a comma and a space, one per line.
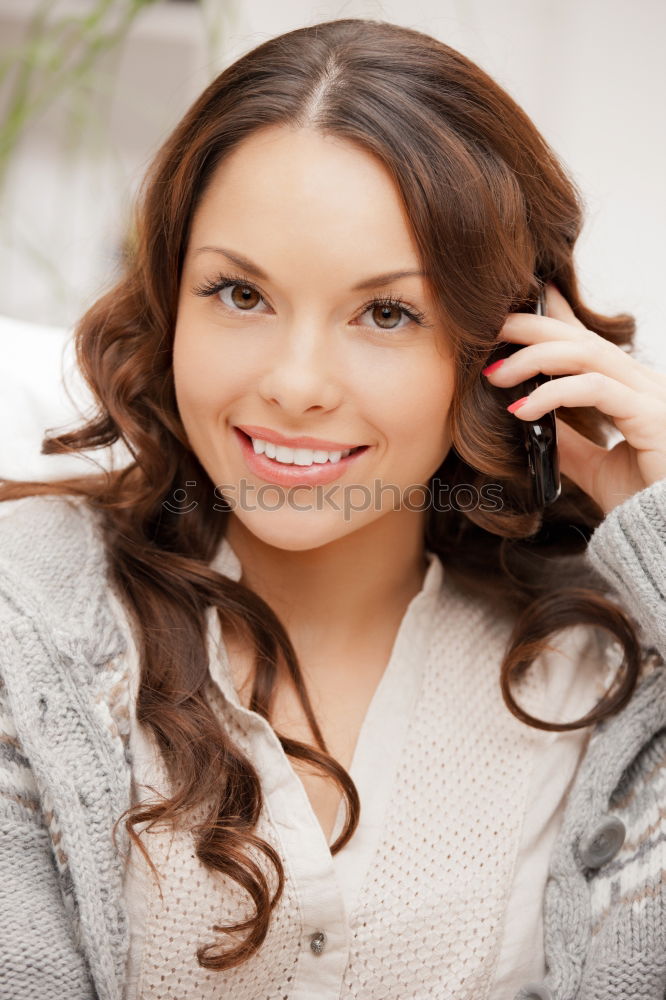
236, 429, 368, 465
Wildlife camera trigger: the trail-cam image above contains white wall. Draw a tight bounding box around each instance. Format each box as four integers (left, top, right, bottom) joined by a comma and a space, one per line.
0, 0, 223, 331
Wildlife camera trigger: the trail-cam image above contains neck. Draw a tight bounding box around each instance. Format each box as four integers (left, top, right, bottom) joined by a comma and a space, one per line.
224, 510, 429, 656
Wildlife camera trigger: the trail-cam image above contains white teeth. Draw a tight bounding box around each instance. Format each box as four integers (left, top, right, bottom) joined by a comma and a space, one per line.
249, 436, 353, 465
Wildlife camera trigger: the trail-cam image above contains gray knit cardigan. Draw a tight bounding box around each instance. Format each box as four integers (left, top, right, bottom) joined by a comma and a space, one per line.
0, 480, 665, 1000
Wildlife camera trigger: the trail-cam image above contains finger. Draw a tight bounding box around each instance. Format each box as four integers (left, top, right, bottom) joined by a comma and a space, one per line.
544, 283, 587, 329
545, 284, 666, 390
628, 353, 666, 390
553, 415, 607, 497
499, 311, 586, 344
487, 339, 661, 396
508, 372, 666, 451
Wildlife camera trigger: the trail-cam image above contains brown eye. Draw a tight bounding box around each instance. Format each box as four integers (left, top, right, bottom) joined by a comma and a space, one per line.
229, 284, 261, 310
371, 303, 403, 329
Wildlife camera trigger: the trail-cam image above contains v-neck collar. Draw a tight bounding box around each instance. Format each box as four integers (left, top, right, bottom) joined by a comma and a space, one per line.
327, 549, 443, 915
207, 535, 444, 712
206, 536, 448, 918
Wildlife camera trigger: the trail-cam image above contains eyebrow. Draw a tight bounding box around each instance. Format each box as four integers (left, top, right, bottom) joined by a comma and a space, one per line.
192, 245, 426, 291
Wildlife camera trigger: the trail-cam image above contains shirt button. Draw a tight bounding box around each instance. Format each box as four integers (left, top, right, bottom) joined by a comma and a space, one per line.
579, 815, 626, 868
309, 930, 327, 955
519, 984, 554, 1000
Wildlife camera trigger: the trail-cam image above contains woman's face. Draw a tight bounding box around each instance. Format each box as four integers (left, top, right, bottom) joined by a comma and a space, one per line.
174, 125, 456, 551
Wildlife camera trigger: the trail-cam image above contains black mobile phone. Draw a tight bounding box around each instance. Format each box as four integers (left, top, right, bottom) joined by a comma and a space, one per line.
521, 290, 561, 506
490, 288, 561, 507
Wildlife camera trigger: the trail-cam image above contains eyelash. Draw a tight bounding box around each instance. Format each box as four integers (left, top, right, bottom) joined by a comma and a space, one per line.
191, 271, 428, 330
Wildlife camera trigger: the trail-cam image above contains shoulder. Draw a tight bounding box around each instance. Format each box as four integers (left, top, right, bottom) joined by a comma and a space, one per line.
0, 493, 110, 634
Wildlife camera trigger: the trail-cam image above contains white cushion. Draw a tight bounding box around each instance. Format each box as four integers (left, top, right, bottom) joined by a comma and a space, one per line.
0, 314, 131, 481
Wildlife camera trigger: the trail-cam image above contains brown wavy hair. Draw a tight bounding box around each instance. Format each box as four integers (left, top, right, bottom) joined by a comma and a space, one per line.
0, 17, 655, 971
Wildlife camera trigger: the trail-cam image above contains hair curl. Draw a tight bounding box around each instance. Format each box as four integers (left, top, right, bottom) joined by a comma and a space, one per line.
0, 17, 654, 971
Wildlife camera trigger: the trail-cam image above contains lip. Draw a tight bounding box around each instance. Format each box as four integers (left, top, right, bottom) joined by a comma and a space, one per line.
236, 424, 364, 451
233, 427, 370, 486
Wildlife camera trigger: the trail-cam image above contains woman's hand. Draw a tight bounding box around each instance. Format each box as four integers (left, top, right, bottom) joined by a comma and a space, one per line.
482, 282, 666, 516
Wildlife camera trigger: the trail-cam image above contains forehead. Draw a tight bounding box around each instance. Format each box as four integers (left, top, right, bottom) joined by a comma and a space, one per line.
186, 126, 421, 268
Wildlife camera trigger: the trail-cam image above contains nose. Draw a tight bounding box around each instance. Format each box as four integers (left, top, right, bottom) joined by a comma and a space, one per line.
257, 320, 343, 416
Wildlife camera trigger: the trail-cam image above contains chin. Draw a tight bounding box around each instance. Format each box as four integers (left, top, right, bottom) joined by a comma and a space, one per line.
234, 509, 363, 554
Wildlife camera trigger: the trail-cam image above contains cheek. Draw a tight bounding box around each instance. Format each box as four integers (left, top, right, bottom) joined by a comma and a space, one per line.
173, 321, 201, 410
172, 322, 244, 424
370, 360, 455, 472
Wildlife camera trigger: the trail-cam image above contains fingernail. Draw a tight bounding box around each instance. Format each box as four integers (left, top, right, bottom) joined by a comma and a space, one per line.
507, 396, 529, 413
481, 359, 505, 376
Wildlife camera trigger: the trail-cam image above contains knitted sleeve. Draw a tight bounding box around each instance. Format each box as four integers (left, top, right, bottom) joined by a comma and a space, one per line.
0, 648, 95, 1000
516, 476, 666, 1000
0, 495, 120, 1000
585, 475, 666, 660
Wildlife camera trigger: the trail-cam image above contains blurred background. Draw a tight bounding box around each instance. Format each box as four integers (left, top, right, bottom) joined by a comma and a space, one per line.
1, 0, 664, 480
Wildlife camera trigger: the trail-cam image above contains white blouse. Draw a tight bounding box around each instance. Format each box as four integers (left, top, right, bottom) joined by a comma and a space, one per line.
117, 539, 613, 1000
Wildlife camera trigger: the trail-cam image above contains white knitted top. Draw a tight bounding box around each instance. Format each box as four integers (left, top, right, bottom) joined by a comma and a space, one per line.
118, 539, 612, 1000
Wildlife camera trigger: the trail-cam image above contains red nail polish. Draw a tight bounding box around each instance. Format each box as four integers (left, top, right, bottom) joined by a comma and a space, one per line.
481, 359, 505, 376
507, 396, 529, 413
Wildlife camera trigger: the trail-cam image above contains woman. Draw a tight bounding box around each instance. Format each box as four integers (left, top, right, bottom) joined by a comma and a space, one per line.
1, 17, 665, 1000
